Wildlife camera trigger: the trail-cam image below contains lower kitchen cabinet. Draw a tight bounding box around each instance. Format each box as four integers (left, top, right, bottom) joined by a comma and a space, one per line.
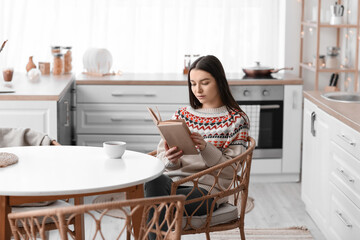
0, 84, 74, 145
302, 99, 332, 233
76, 103, 178, 135
302, 98, 360, 240
0, 100, 57, 137
329, 183, 360, 240
75, 85, 188, 153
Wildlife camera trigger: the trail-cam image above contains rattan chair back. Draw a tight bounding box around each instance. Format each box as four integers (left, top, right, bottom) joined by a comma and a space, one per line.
149, 136, 255, 240
1, 128, 69, 237
8, 195, 185, 240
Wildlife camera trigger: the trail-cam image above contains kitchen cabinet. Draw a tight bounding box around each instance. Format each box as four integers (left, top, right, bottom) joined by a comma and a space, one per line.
0, 74, 75, 144
0, 100, 57, 137
282, 85, 303, 174
299, 0, 360, 91
76, 81, 303, 182
328, 114, 360, 240
302, 99, 332, 234
302, 97, 360, 239
75, 85, 188, 153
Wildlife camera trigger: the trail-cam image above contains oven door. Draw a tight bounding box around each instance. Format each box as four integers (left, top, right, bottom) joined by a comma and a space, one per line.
237, 100, 283, 159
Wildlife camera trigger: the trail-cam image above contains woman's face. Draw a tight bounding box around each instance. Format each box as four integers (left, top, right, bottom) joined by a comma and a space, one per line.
189, 69, 223, 109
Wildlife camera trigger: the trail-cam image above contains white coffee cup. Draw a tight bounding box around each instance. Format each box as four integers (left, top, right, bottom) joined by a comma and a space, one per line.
103, 141, 126, 159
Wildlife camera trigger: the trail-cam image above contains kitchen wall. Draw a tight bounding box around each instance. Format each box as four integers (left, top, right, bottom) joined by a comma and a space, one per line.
284, 0, 301, 82
1, 0, 296, 76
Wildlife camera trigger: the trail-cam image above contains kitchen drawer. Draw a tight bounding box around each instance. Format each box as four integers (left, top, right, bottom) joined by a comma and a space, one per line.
330, 141, 360, 209
77, 85, 188, 104
77, 134, 161, 153
77, 104, 179, 134
328, 183, 360, 240
332, 118, 360, 160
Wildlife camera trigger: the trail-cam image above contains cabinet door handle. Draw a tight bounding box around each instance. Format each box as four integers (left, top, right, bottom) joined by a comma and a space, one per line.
337, 134, 356, 147
337, 168, 355, 183
335, 210, 353, 228
111, 117, 154, 122
260, 104, 280, 110
64, 100, 70, 127
111, 92, 156, 97
311, 111, 316, 137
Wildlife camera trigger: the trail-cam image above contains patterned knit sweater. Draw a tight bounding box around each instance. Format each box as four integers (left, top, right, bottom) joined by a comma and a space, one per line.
156, 105, 249, 203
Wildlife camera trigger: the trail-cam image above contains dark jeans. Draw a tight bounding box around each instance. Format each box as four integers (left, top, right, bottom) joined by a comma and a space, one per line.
144, 174, 217, 240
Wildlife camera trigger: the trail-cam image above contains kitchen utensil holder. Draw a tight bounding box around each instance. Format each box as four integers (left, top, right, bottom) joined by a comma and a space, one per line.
324, 86, 340, 92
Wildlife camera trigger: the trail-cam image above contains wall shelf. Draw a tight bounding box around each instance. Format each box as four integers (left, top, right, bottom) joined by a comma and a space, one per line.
299, 0, 360, 91
301, 21, 358, 28
300, 62, 357, 72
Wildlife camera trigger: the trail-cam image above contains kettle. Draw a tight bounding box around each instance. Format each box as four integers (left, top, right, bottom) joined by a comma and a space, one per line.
330, 2, 344, 17
330, 2, 344, 25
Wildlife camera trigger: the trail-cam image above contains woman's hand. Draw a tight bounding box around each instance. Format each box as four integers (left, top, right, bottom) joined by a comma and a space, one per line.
191, 132, 207, 151
164, 141, 183, 164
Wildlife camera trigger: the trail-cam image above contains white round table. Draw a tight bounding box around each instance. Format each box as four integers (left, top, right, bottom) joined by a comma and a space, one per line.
0, 146, 164, 240
0, 146, 164, 196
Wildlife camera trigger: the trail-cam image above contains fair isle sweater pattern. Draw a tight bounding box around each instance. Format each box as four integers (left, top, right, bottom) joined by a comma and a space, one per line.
174, 106, 249, 150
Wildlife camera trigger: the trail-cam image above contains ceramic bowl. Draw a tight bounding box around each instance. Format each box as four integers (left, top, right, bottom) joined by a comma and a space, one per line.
103, 141, 126, 159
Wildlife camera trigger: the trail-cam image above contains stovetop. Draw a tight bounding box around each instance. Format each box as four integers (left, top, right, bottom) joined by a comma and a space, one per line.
225, 72, 286, 81
242, 75, 277, 80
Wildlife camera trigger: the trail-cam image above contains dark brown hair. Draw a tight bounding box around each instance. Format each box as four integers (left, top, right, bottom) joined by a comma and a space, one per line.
187, 55, 241, 112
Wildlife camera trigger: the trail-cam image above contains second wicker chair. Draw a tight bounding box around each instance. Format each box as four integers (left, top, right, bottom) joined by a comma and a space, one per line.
8, 195, 185, 240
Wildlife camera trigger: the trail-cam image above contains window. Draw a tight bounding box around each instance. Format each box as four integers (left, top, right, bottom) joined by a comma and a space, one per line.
0, 0, 283, 73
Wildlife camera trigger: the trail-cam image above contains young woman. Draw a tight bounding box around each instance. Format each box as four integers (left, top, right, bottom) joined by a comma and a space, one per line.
145, 55, 249, 232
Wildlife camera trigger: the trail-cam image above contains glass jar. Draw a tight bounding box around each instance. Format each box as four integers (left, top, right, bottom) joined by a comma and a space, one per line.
53, 53, 64, 75
326, 46, 340, 69
51, 46, 61, 56
326, 55, 339, 69
183, 54, 191, 74
62, 46, 72, 74
313, 55, 326, 68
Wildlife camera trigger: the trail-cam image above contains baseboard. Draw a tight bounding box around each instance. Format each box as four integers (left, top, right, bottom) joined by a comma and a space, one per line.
250, 173, 300, 182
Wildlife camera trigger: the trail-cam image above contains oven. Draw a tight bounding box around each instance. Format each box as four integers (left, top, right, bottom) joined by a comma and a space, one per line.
231, 85, 284, 159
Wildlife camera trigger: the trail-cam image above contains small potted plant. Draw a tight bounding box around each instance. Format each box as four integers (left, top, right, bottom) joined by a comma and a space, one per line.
0, 40, 14, 82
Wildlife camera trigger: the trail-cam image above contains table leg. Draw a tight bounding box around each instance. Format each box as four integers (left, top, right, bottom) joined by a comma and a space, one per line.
74, 197, 84, 240
126, 184, 144, 240
0, 196, 11, 240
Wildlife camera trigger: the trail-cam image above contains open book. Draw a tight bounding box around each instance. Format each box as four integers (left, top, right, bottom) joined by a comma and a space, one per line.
147, 107, 198, 155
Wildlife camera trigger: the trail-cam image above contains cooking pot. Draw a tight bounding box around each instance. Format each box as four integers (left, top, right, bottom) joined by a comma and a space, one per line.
243, 62, 293, 77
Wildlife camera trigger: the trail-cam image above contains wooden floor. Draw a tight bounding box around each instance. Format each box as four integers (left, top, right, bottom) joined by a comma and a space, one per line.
244, 182, 326, 240
49, 182, 326, 240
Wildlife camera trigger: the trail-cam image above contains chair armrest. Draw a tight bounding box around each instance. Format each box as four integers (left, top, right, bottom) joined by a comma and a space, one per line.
170, 137, 255, 217
147, 150, 157, 156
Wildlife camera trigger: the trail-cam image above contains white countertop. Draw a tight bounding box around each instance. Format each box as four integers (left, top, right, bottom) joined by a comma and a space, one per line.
0, 73, 74, 101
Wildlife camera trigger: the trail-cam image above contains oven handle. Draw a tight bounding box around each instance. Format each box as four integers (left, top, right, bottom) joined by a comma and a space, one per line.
260, 104, 281, 110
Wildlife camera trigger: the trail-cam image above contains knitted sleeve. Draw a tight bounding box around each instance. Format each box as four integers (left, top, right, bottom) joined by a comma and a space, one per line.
200, 110, 249, 168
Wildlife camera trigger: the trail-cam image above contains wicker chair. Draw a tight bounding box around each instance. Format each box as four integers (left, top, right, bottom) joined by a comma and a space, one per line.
8, 195, 185, 240
149, 136, 255, 240
0, 128, 74, 237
